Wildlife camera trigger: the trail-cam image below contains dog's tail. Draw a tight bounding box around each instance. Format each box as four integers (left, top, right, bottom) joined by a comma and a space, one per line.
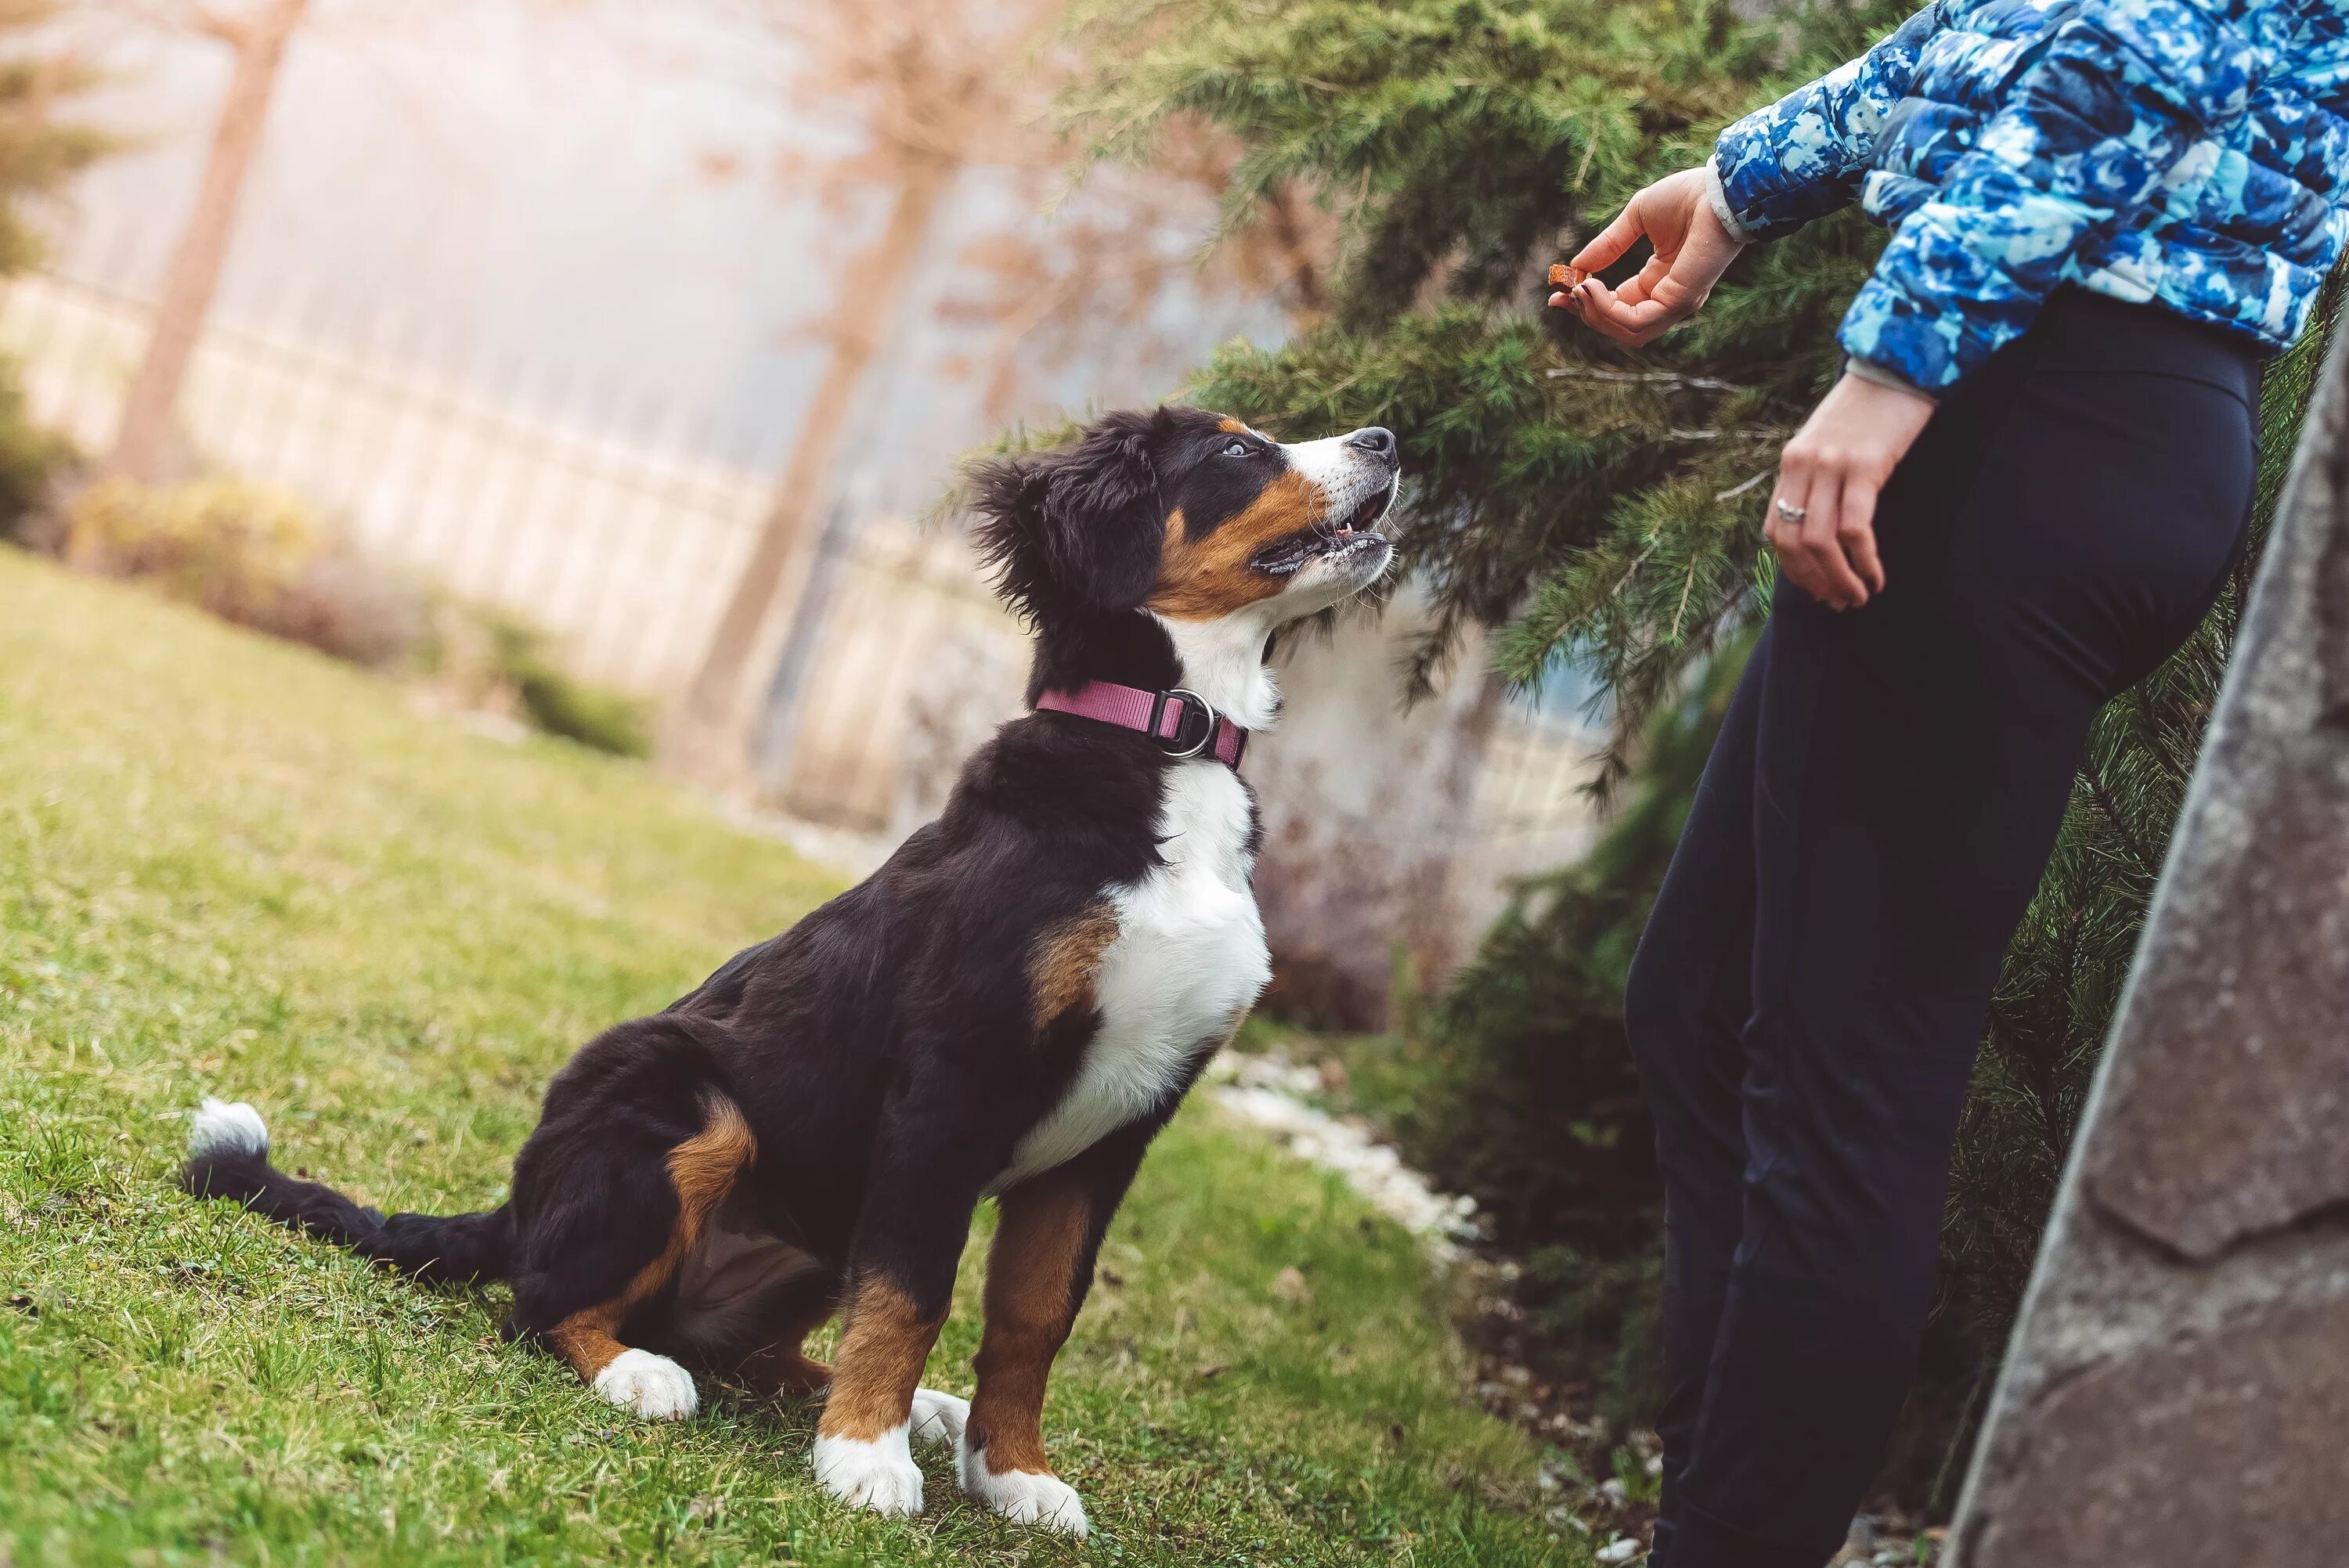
179, 1098, 513, 1285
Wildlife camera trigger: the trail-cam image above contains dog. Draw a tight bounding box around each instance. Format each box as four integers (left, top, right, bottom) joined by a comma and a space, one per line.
179, 406, 1400, 1537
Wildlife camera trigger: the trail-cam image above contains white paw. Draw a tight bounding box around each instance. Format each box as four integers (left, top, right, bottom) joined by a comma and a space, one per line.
188, 1097, 269, 1158
592, 1349, 698, 1421
909, 1386, 969, 1449
814, 1423, 922, 1516
957, 1432, 1090, 1537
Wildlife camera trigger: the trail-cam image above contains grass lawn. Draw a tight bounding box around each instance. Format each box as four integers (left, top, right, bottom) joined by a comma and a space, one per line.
0, 551, 1574, 1568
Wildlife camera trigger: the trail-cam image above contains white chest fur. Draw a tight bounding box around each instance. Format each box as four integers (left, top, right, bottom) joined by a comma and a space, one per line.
999, 761, 1269, 1188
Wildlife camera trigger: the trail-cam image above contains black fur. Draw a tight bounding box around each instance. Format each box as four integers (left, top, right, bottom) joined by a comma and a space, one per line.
184, 1148, 513, 1285
180, 405, 1379, 1411
971, 406, 1299, 702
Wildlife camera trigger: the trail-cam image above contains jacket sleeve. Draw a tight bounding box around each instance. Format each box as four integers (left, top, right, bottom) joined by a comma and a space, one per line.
1839, 0, 2271, 392
1710, 3, 1950, 243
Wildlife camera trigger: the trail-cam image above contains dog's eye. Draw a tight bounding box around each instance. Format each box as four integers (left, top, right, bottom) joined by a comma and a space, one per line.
1223, 440, 1250, 458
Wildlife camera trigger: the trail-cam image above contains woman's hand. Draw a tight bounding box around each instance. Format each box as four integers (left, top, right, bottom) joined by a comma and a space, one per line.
1552, 167, 1745, 345
1766, 372, 1937, 610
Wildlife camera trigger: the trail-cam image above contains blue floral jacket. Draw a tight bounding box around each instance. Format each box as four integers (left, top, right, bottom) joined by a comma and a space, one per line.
1710, 0, 2349, 392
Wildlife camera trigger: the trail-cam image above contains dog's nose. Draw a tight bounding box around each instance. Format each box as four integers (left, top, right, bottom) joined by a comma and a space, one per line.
1347, 427, 1398, 466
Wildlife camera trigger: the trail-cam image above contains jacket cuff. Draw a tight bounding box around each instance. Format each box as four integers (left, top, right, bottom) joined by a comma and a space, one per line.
1710, 105, 1847, 243
1837, 274, 1994, 395
1704, 160, 1755, 247
1842, 355, 1937, 404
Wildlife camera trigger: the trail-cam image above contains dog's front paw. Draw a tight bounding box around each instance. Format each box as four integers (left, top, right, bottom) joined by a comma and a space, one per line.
957, 1433, 1090, 1537
592, 1349, 698, 1421
814, 1426, 923, 1517
909, 1386, 969, 1449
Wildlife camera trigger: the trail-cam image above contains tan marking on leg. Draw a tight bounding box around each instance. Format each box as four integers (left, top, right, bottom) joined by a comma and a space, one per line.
548, 1303, 631, 1382
966, 1174, 1092, 1476
547, 1093, 758, 1387
1148, 470, 1322, 621
818, 1274, 946, 1442
1028, 904, 1120, 1034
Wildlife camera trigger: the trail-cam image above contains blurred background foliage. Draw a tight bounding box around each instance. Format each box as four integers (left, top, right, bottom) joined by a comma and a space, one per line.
1067, 0, 2344, 1514
64, 471, 654, 754
0, 0, 106, 539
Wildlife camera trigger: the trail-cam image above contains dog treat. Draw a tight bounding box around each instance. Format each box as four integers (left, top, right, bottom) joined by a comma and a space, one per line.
1549, 262, 1588, 291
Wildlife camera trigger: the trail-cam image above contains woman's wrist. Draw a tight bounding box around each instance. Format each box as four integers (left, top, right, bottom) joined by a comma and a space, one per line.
1702, 160, 1755, 247
1842, 356, 1937, 406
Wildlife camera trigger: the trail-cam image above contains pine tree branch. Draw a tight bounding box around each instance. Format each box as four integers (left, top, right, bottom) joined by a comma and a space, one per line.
2037, 903, 2088, 1170
1667, 558, 1698, 643
2078, 754, 2157, 878
1607, 540, 1658, 601
1543, 367, 1741, 394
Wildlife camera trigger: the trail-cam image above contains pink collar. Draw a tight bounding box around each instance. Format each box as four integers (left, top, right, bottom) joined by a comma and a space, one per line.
1034, 680, 1249, 769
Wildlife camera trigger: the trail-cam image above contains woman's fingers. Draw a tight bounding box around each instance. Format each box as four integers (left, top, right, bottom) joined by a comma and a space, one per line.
1764, 370, 1932, 609
1575, 251, 1719, 344
1562, 167, 1746, 342
1614, 251, 1672, 310
1571, 201, 1648, 276
1568, 277, 1640, 341
1838, 474, 1886, 595
1769, 455, 1877, 609
1574, 277, 1679, 345
1766, 460, 1816, 597
1768, 453, 1869, 610
1800, 470, 1869, 608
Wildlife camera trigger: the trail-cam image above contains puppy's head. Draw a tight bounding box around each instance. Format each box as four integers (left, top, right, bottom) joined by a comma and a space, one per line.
971, 406, 1398, 650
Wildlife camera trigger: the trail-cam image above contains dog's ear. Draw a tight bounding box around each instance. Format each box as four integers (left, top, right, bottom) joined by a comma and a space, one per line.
969, 409, 1169, 622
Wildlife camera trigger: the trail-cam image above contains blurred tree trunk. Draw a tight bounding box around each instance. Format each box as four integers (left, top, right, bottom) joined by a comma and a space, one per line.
668, 147, 953, 784
666, 0, 1060, 788
107, 0, 309, 485
672, 0, 1335, 789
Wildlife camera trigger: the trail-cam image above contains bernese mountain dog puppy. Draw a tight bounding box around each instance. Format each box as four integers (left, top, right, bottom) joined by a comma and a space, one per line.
178, 406, 1400, 1536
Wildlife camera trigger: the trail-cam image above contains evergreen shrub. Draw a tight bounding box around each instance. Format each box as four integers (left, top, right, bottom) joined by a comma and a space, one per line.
0, 6, 110, 540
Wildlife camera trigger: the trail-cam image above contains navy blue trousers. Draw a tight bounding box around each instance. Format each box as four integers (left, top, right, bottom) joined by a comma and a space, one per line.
1628, 289, 2263, 1568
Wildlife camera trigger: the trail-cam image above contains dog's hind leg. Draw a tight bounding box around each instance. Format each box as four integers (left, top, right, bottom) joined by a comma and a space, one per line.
514, 1082, 757, 1422
748, 1281, 965, 1447
728, 1278, 840, 1399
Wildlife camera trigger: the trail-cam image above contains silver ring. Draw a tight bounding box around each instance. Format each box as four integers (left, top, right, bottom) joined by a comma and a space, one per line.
1773, 498, 1807, 523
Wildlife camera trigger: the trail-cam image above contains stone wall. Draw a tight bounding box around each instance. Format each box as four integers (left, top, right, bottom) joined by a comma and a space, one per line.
1947, 312, 2349, 1561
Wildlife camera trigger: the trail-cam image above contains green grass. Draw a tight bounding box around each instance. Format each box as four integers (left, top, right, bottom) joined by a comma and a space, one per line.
0, 552, 1573, 1568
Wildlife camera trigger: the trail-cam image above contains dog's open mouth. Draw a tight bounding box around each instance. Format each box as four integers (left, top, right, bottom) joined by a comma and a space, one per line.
1250, 486, 1396, 576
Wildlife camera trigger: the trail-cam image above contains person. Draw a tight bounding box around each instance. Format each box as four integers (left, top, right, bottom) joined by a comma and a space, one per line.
1553, 1, 2349, 1563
